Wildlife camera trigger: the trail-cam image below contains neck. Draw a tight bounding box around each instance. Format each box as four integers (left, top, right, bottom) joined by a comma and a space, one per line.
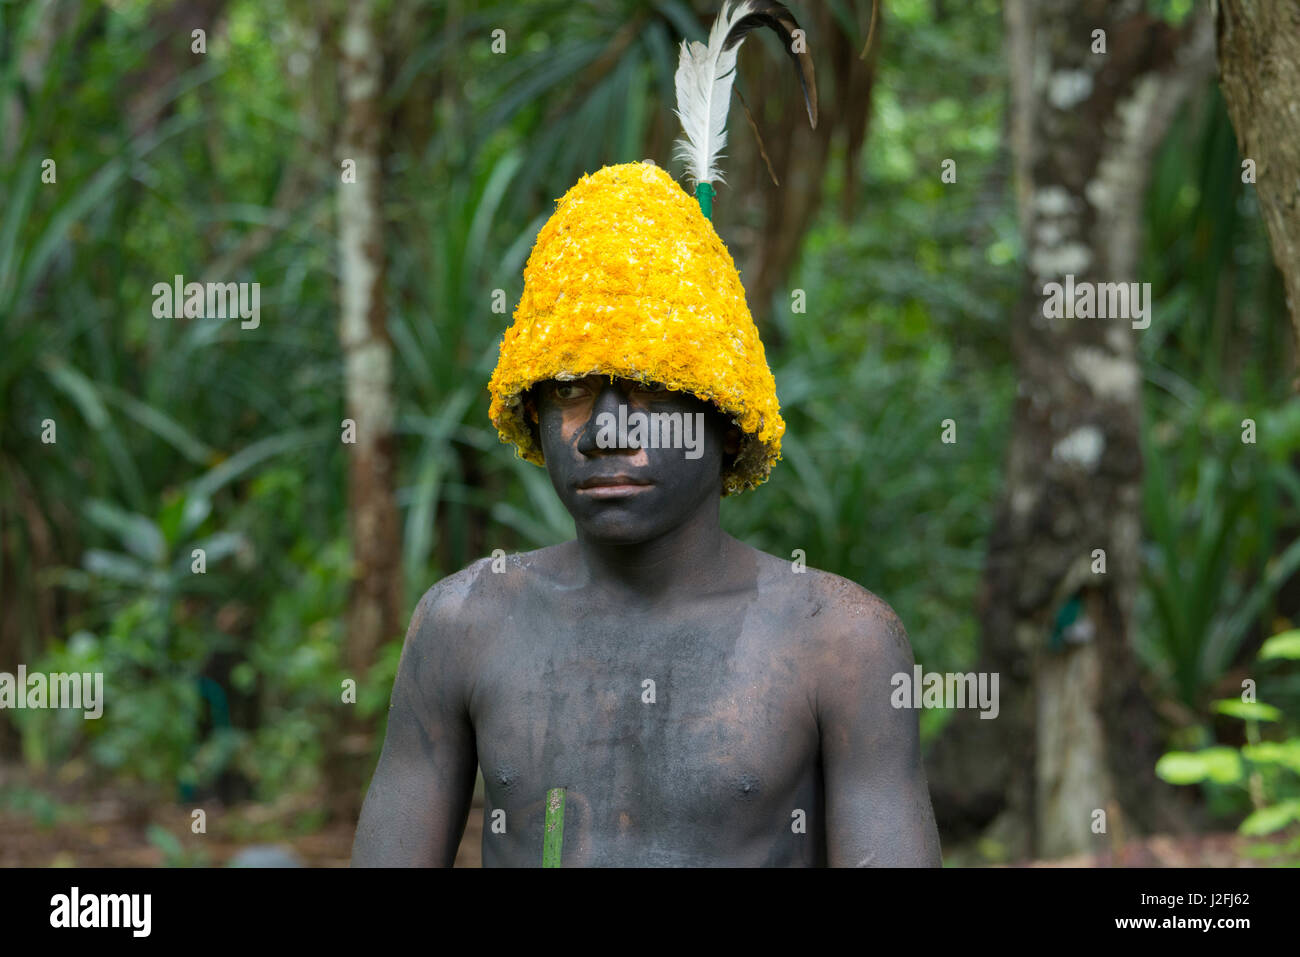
574, 495, 728, 605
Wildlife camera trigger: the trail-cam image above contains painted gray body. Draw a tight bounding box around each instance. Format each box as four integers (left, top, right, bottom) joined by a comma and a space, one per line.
352, 378, 942, 866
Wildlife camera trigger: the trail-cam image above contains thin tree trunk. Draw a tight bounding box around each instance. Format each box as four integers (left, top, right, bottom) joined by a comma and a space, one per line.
1216, 1, 1300, 366
122, 0, 230, 137
338, 0, 402, 678
926, 1, 1214, 860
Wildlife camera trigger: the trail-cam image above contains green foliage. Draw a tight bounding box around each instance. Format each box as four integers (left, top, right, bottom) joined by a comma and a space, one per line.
1157, 629, 1300, 861
1, 0, 354, 805
17, 469, 355, 799
146, 824, 210, 868
1139, 395, 1300, 707
1262, 630, 1300, 661
0, 786, 81, 830
1156, 746, 1245, 785
1136, 79, 1298, 711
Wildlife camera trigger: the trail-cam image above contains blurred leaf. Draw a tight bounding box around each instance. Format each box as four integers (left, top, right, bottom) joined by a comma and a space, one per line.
1240, 800, 1300, 837
189, 531, 248, 566
1213, 698, 1282, 722
1242, 741, 1300, 774
189, 429, 324, 501
1260, 629, 1300, 661
83, 549, 165, 590
84, 500, 166, 564
1156, 747, 1245, 785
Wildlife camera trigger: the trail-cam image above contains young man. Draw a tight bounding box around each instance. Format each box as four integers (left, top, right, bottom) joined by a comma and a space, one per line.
351, 163, 942, 866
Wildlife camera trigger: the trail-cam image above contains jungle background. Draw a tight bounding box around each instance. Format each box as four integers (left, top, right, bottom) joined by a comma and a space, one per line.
3, 0, 1300, 867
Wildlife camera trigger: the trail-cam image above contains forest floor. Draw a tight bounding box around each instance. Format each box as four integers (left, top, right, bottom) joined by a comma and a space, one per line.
0, 764, 1290, 867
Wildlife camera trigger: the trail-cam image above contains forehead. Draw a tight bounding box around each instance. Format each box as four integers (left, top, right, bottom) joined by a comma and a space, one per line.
554, 374, 653, 386
533, 374, 664, 394
531, 376, 724, 415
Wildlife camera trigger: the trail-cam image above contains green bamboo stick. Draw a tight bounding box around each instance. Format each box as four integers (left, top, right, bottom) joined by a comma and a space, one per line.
542, 787, 566, 868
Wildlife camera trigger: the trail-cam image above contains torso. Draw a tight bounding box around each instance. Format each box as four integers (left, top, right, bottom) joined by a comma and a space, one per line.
462, 540, 831, 866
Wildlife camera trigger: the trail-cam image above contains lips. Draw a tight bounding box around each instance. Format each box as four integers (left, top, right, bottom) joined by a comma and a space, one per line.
575, 474, 653, 497
577, 474, 651, 488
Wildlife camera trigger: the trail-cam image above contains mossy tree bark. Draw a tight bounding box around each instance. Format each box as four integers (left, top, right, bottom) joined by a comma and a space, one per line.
926, 0, 1213, 860
338, 0, 402, 681
1216, 1, 1300, 365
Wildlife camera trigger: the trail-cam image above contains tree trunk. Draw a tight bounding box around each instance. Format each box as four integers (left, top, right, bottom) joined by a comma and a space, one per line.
1216, 1, 1300, 365
338, 0, 402, 678
926, 0, 1214, 860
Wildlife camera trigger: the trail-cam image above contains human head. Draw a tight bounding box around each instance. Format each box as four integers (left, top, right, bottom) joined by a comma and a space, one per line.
488, 161, 784, 496
526, 375, 740, 542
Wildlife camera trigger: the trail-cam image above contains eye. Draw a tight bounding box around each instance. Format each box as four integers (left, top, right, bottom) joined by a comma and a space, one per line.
552, 382, 587, 400
635, 380, 668, 394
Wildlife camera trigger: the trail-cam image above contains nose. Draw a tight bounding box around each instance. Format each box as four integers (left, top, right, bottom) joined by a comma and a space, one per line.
577, 381, 640, 457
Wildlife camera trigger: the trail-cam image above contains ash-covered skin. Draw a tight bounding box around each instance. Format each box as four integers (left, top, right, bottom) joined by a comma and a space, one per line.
351, 377, 942, 867
529, 375, 737, 544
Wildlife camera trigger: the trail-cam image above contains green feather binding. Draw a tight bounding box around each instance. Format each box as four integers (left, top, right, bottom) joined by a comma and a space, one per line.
695, 182, 716, 219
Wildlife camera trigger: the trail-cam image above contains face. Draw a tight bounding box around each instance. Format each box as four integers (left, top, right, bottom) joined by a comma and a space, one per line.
531, 375, 739, 543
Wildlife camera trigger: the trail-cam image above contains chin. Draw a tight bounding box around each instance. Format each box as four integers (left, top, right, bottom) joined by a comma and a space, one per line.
572, 508, 669, 545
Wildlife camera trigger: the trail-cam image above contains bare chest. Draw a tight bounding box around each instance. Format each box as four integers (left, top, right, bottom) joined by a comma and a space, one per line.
469, 607, 823, 865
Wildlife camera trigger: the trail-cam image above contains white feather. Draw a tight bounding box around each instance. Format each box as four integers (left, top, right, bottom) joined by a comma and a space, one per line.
672, 0, 756, 188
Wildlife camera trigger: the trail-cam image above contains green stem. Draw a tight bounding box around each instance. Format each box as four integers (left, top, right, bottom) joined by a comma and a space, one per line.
542, 787, 566, 868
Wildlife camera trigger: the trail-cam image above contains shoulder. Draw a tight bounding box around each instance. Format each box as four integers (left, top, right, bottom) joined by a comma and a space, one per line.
404, 543, 574, 641
395, 549, 551, 706
405, 557, 494, 640
748, 550, 914, 672
808, 568, 911, 660
778, 567, 917, 729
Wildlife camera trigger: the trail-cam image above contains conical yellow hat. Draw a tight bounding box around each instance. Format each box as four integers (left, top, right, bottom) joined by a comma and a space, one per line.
488, 162, 783, 495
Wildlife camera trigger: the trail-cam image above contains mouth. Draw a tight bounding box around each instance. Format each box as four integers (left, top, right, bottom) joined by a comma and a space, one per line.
575, 475, 654, 498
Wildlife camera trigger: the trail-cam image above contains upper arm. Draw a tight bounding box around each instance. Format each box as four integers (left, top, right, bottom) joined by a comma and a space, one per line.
351, 573, 481, 867
816, 587, 942, 867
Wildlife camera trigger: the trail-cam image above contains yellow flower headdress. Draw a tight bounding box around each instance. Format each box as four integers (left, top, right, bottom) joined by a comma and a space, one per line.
488, 1, 817, 495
